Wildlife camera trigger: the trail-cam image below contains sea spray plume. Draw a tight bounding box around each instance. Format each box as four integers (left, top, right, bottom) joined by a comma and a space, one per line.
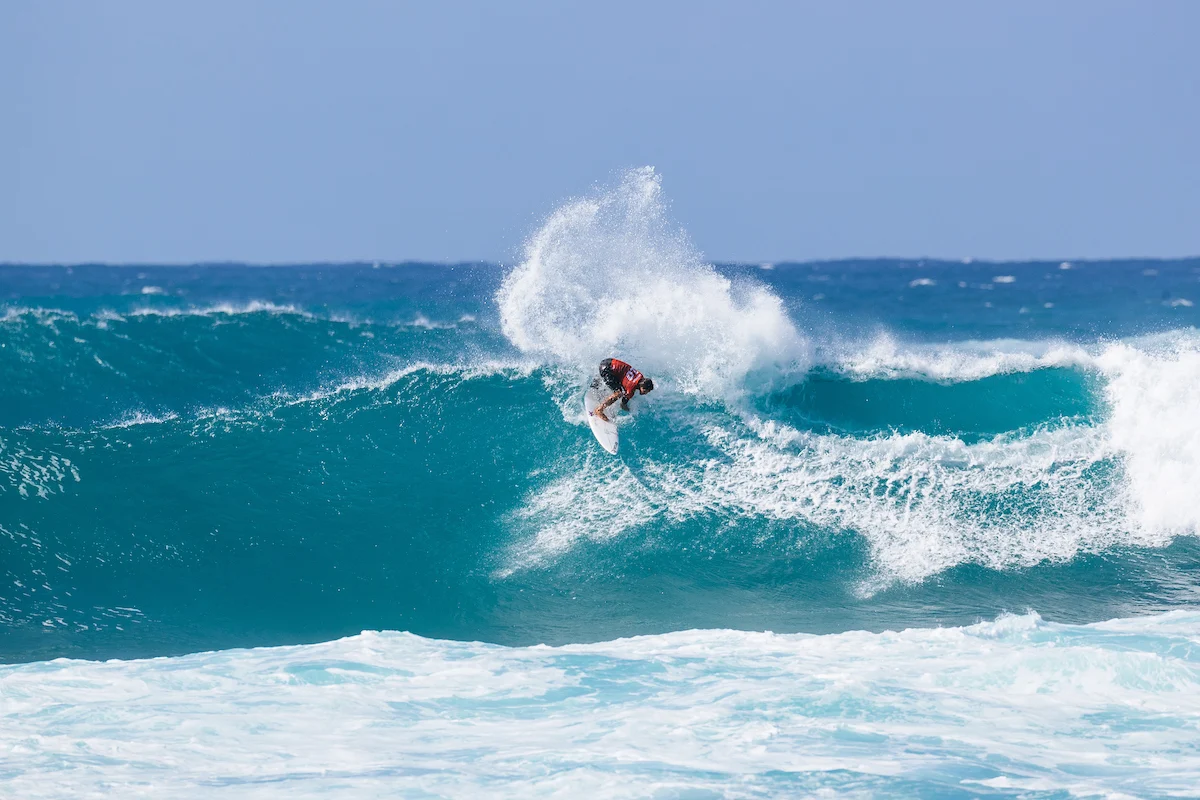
497, 167, 808, 397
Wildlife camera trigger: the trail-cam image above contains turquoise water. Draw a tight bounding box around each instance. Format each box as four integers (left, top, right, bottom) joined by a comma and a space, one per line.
3, 171, 1200, 795
3, 252, 1199, 663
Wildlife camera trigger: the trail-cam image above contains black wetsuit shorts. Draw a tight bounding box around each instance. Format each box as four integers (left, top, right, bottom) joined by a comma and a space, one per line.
599, 358, 627, 393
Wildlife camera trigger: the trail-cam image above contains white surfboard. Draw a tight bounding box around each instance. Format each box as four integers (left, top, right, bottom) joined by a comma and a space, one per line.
583, 378, 619, 454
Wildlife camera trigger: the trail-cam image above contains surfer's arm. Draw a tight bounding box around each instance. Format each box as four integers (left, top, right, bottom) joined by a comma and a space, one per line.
594, 391, 622, 421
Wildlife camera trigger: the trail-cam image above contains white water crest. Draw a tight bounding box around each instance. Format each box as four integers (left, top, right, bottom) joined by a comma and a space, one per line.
1099, 336, 1200, 535
2, 611, 1198, 799
829, 333, 1094, 381
825, 328, 1200, 384
497, 167, 808, 398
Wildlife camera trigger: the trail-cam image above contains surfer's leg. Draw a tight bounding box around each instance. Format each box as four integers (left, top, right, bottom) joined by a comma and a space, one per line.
599, 360, 621, 392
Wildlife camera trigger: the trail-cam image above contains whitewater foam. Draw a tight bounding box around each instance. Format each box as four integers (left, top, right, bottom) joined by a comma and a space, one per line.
509, 411, 1137, 585
497, 167, 808, 398
502, 455, 659, 573
1, 611, 1196, 799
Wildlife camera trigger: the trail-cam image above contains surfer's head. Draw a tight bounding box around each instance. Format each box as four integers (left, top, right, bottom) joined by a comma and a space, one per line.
639, 377, 654, 394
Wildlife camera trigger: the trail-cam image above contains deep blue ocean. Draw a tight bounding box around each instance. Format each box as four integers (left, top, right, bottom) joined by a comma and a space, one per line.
2, 172, 1199, 797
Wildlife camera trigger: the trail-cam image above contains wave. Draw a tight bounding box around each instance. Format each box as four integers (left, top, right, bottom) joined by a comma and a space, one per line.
503, 417, 1132, 586
2, 610, 1197, 798
5, 237, 1200, 661
0, 302, 306, 325
0, 301, 498, 429
6, 327, 1198, 595
486, 169, 1198, 588
499, 327, 1200, 583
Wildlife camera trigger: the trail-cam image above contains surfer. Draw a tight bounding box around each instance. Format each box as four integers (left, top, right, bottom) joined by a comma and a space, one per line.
592, 358, 654, 422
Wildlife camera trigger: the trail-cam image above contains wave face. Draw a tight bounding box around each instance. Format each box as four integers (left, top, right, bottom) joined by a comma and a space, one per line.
3, 612, 1198, 798
3, 178, 1200, 665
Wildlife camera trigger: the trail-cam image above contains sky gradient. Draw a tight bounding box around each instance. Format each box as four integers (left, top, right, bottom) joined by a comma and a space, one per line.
3, 1, 1197, 264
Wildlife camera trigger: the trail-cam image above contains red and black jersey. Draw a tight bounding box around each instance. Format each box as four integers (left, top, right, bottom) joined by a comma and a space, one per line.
600, 358, 644, 400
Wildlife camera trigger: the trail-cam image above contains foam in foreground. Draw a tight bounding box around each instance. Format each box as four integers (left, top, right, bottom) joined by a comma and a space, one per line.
2, 611, 1197, 799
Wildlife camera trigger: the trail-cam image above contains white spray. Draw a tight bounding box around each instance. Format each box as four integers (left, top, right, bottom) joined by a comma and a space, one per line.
497, 167, 807, 397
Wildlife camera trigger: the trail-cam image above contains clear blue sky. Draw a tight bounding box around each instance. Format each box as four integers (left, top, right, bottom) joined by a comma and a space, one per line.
3, 1, 1197, 264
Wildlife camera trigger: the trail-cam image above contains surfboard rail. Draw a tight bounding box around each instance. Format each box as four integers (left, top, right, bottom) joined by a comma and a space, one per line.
583, 378, 619, 454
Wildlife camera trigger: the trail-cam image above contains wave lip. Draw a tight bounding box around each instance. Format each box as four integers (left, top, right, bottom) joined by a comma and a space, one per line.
829, 334, 1095, 382
1, 611, 1197, 798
